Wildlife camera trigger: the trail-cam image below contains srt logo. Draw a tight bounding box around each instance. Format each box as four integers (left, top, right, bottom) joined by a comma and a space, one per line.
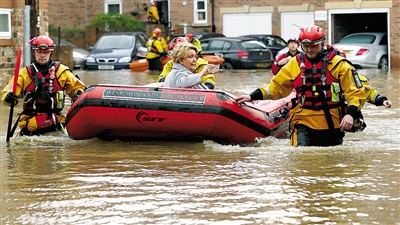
136, 111, 166, 123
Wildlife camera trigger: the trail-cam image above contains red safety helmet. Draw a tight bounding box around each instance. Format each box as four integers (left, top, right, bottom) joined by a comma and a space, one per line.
152, 28, 161, 38
287, 37, 299, 45
151, 1, 157, 6
185, 33, 193, 41
334, 46, 346, 58
168, 37, 188, 50
298, 25, 325, 46
28, 35, 55, 52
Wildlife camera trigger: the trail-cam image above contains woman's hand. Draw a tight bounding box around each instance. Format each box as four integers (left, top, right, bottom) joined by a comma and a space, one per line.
199, 64, 216, 77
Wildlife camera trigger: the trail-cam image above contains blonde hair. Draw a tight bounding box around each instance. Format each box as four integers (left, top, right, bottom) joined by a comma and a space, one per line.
170, 43, 198, 64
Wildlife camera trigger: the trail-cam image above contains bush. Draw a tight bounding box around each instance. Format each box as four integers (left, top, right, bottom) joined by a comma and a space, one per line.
90, 13, 145, 33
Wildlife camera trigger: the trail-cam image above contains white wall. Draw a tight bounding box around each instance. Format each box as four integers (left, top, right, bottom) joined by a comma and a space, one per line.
223, 13, 272, 37
280, 12, 314, 41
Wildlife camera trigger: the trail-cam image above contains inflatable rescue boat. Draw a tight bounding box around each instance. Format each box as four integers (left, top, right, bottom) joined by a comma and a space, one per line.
65, 84, 295, 144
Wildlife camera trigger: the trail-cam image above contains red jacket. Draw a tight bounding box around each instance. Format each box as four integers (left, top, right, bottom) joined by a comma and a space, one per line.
271, 50, 301, 75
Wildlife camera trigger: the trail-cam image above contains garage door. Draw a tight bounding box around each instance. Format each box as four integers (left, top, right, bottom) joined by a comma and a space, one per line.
223, 13, 272, 37
281, 12, 314, 41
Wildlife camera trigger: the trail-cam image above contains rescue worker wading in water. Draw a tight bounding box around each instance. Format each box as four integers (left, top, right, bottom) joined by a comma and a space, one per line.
236, 25, 366, 147
1, 35, 86, 136
146, 28, 168, 71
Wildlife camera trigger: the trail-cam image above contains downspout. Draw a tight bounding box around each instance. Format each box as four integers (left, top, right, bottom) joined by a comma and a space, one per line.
24, 0, 31, 66
210, 0, 216, 32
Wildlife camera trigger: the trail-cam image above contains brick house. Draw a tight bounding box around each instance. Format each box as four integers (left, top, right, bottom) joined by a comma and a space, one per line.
1, 0, 399, 87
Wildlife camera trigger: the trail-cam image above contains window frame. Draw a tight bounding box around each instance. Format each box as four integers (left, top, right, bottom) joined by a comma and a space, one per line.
104, 0, 122, 14
193, 0, 207, 24
0, 8, 12, 39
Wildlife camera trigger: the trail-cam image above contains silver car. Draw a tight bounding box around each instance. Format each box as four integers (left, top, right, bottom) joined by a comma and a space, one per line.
333, 32, 388, 69
51, 36, 89, 69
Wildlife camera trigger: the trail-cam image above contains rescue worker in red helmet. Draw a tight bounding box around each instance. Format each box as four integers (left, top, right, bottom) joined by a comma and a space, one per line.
146, 28, 168, 71
1, 35, 86, 136
271, 37, 301, 75
185, 33, 202, 54
236, 25, 366, 147
147, 1, 160, 24
157, 37, 217, 89
332, 46, 392, 132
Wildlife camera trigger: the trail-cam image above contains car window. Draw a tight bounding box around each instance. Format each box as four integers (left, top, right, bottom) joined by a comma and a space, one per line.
273, 37, 287, 47
209, 40, 231, 51
201, 40, 209, 50
96, 35, 133, 49
241, 40, 268, 50
379, 34, 388, 45
263, 37, 274, 46
135, 36, 143, 49
338, 34, 376, 44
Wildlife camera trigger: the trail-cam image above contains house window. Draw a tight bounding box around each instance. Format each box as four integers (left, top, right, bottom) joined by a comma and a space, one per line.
0, 8, 12, 39
194, 0, 207, 24
104, 0, 122, 14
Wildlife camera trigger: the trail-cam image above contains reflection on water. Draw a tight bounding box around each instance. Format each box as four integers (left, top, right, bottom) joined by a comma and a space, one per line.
1, 68, 399, 224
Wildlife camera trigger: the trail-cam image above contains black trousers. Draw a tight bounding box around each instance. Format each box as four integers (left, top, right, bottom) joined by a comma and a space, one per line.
294, 124, 345, 147
148, 57, 161, 71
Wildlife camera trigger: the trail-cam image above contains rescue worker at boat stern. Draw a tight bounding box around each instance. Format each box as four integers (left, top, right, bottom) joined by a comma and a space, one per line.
146, 28, 168, 71
158, 37, 216, 89
236, 25, 366, 147
1, 35, 86, 136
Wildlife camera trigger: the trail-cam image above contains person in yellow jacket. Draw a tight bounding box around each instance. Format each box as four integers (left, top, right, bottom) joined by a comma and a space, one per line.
146, 28, 167, 71
160, 35, 169, 53
347, 74, 392, 132
332, 46, 392, 132
2, 35, 86, 136
157, 37, 216, 89
236, 25, 366, 147
185, 33, 202, 54
147, 1, 159, 24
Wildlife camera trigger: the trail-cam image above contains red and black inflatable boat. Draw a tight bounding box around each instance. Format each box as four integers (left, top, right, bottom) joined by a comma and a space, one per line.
65, 84, 295, 144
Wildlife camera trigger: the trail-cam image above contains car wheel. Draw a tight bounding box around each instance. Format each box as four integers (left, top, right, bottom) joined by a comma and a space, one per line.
378, 55, 388, 69
221, 62, 234, 70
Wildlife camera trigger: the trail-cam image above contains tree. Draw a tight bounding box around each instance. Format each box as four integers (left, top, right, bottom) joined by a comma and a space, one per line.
90, 13, 145, 33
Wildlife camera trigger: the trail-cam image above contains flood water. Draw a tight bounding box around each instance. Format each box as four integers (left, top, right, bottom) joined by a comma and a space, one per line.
0, 68, 399, 224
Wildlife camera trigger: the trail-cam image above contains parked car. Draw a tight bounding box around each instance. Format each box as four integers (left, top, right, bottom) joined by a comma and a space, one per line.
200, 37, 274, 70
240, 34, 287, 58
192, 32, 225, 40
333, 32, 388, 69
171, 32, 225, 41
50, 36, 89, 69
86, 32, 147, 70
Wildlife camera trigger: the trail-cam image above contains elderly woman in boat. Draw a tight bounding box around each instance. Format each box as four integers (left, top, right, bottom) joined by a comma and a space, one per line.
163, 42, 216, 89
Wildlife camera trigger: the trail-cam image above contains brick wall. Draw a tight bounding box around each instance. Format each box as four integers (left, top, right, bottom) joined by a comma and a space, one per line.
0, 1, 49, 89
0, 9, 23, 89
390, 0, 400, 67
